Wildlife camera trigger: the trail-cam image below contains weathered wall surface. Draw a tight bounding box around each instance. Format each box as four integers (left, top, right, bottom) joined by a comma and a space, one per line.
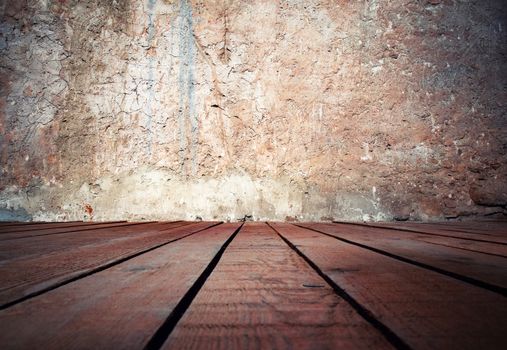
0, 0, 506, 221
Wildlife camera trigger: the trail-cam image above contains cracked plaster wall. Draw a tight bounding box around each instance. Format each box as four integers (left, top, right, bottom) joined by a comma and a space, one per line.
0, 0, 506, 221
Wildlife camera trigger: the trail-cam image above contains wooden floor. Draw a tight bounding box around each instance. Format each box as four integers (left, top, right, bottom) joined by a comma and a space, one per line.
0, 220, 506, 349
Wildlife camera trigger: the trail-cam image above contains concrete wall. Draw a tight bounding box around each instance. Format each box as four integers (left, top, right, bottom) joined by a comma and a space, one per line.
1, 0, 506, 221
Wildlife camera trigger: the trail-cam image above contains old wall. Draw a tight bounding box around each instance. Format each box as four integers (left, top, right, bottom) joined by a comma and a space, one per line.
0, 0, 506, 221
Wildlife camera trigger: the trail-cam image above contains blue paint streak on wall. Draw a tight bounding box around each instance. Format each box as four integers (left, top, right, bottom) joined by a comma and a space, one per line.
178, 0, 197, 175
145, 0, 157, 156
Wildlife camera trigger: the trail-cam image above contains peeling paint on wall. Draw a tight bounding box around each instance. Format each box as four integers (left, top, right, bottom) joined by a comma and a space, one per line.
0, 0, 506, 222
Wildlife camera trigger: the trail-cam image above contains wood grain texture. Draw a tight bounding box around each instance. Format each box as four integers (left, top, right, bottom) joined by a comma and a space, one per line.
162, 222, 393, 350
0, 220, 505, 349
0, 221, 155, 241
333, 222, 507, 257
302, 222, 507, 291
396, 221, 507, 236
0, 221, 218, 308
0, 223, 240, 349
271, 223, 507, 350
413, 236, 507, 257
341, 221, 507, 244
0, 221, 82, 229
0, 221, 188, 263
0, 221, 125, 234
401, 222, 507, 240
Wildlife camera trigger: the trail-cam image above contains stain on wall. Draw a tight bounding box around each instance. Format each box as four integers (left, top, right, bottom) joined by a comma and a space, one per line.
0, 0, 506, 221
145, 0, 157, 156
177, 0, 197, 175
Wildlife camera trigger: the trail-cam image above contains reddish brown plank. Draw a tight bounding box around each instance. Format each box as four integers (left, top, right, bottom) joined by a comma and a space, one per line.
334, 222, 507, 257
0, 221, 124, 233
411, 223, 507, 239
302, 222, 507, 292
414, 235, 507, 258
404, 221, 507, 236
0, 221, 80, 228
162, 222, 394, 350
0, 221, 82, 226
342, 221, 507, 244
0, 221, 155, 241
0, 223, 240, 349
0, 221, 219, 308
0, 221, 189, 263
388, 221, 507, 240
271, 223, 507, 349
387, 222, 507, 237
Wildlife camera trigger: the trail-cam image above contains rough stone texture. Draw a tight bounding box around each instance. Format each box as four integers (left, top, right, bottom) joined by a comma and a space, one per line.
0, 0, 506, 222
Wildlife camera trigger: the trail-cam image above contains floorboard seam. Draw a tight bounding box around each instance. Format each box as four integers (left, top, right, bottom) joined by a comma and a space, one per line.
296, 224, 507, 297
267, 223, 411, 350
0, 222, 181, 242
143, 222, 244, 350
0, 221, 129, 234
333, 221, 507, 246
416, 239, 507, 259
0, 222, 223, 310
397, 222, 506, 236
0, 221, 85, 229
416, 226, 498, 236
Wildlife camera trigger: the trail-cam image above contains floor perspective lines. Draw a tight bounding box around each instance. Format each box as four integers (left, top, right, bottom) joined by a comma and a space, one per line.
0, 220, 505, 349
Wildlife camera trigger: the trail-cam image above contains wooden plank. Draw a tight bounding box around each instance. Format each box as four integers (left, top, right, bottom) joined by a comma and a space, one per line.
405, 222, 507, 238
340, 221, 507, 244
162, 222, 394, 350
413, 235, 507, 258
302, 222, 507, 293
371, 221, 507, 242
271, 223, 507, 349
0, 221, 142, 237
0, 223, 240, 349
0, 221, 123, 233
0, 221, 82, 227
0, 221, 65, 227
0, 221, 219, 309
0, 221, 189, 263
334, 223, 507, 257
0, 221, 155, 241
407, 221, 507, 233
0, 221, 99, 231
382, 222, 507, 237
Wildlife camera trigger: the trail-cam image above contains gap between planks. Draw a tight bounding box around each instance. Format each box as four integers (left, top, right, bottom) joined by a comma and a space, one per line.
333, 221, 507, 245
298, 223, 507, 297
161, 222, 401, 350
0, 221, 162, 242
0, 223, 239, 349
0, 221, 127, 234
272, 223, 507, 349
0, 222, 221, 310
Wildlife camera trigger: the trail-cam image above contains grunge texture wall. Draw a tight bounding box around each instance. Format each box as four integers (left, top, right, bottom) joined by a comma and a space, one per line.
0, 0, 506, 221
